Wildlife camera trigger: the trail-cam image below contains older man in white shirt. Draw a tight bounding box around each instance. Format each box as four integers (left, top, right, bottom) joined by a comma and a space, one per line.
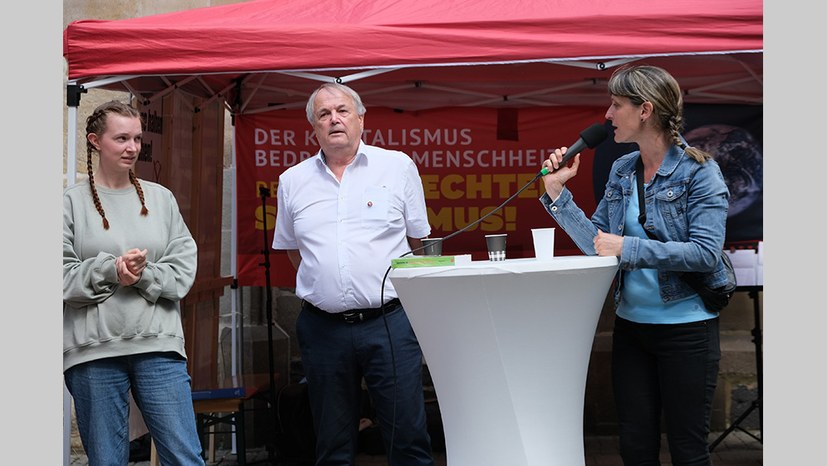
272, 82, 435, 466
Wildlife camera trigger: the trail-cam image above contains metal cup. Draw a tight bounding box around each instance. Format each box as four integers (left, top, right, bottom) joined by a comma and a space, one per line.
485, 234, 507, 261
422, 238, 443, 256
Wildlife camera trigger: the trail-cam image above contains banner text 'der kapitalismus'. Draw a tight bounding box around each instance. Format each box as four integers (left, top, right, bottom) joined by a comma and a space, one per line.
253, 127, 473, 147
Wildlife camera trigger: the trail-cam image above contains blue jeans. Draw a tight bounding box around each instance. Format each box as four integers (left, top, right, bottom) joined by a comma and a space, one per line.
296, 302, 435, 466
64, 352, 205, 466
612, 316, 720, 466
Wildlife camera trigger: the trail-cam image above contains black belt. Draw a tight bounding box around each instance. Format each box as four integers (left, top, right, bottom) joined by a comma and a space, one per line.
302, 298, 401, 324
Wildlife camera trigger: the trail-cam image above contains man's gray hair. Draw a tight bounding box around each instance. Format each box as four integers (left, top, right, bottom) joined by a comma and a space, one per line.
305, 82, 367, 123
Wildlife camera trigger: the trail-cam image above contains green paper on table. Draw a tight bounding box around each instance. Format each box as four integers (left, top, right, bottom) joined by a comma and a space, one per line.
391, 256, 457, 268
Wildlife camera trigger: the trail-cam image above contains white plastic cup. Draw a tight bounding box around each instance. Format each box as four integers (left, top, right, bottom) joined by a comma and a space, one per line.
531, 228, 555, 261
485, 234, 507, 261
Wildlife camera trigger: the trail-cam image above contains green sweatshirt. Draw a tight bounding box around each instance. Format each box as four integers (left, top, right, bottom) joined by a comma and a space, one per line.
62, 179, 198, 372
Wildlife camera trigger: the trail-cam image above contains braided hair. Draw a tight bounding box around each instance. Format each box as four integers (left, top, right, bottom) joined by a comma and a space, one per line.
85, 101, 148, 230
607, 65, 711, 163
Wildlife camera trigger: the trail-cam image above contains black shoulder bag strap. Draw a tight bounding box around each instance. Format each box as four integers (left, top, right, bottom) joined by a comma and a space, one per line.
635, 156, 658, 240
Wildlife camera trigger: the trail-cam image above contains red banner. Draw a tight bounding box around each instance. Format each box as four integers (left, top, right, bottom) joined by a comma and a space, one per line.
235, 107, 607, 287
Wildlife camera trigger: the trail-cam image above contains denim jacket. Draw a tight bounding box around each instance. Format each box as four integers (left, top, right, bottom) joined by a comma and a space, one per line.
540, 144, 730, 307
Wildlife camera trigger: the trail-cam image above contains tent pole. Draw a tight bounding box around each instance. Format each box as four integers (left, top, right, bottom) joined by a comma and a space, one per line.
230, 118, 240, 380
227, 119, 242, 456
64, 86, 82, 466
66, 84, 84, 185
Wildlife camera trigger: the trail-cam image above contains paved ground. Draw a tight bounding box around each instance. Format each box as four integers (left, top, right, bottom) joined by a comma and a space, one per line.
69, 429, 762, 465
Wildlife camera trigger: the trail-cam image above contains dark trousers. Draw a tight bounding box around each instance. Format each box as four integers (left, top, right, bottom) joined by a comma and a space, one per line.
296, 302, 435, 466
612, 316, 721, 466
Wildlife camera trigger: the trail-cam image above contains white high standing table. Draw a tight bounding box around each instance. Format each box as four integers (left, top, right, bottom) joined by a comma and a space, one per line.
389, 256, 619, 466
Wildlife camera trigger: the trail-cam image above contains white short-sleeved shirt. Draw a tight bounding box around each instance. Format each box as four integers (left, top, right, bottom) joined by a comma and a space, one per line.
272, 141, 431, 313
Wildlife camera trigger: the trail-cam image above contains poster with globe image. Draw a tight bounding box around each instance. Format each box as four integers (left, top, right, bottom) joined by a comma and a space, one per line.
591, 104, 763, 244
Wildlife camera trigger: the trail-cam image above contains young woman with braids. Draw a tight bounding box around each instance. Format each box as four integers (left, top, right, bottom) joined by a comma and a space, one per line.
63, 100, 205, 466
539, 65, 730, 465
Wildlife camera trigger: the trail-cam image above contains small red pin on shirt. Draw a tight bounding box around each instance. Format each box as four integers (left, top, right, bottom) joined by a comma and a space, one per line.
367, 201, 373, 207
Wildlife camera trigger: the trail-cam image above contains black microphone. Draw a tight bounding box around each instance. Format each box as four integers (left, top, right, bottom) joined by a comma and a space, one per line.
540, 123, 609, 176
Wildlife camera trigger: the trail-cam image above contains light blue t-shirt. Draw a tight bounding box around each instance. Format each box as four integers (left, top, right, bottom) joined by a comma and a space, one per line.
616, 179, 716, 324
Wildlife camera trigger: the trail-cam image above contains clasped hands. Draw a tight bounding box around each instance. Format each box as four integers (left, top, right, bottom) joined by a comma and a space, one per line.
116, 248, 148, 286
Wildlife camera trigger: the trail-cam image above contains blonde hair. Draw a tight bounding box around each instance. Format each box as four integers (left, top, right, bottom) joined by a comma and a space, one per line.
85, 100, 148, 230
608, 65, 710, 163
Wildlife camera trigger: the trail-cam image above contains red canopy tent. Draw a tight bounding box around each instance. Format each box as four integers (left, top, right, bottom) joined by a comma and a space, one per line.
64, 0, 763, 113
